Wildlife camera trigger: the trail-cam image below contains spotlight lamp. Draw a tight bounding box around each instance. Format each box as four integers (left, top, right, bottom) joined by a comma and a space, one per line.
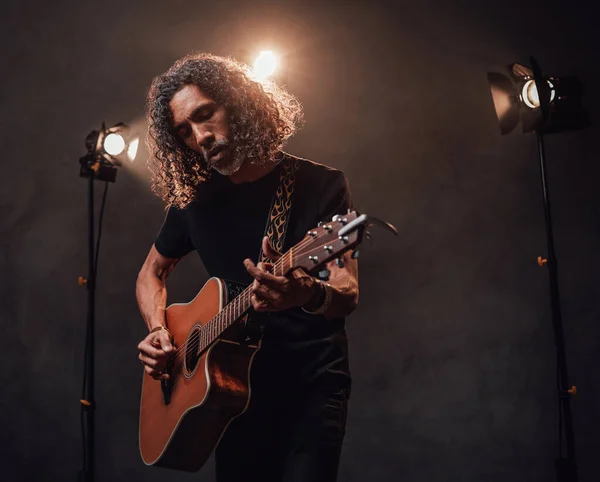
236, 48, 289, 86
76, 119, 138, 481
253, 50, 278, 81
487, 56, 591, 482
487, 56, 589, 135
79, 122, 139, 182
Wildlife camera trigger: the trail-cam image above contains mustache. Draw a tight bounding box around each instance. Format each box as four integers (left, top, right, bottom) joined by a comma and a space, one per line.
203, 139, 230, 163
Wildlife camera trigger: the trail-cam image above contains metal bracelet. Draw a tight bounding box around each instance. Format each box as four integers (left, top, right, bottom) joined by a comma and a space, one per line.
150, 325, 170, 334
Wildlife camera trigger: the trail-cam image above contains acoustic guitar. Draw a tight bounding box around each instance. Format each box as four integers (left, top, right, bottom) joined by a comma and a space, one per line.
139, 212, 375, 471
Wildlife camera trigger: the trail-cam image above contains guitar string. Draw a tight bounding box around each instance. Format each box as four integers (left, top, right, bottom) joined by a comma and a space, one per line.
162, 211, 360, 372
163, 231, 327, 369
163, 226, 345, 370
163, 235, 320, 370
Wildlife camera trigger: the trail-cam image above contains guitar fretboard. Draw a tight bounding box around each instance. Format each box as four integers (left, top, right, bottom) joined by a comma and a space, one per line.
196, 249, 295, 353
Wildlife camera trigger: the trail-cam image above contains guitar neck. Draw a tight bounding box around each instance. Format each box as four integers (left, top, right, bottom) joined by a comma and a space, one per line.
197, 251, 296, 352
198, 212, 363, 352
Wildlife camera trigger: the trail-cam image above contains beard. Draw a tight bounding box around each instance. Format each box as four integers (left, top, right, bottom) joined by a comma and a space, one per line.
210, 152, 245, 176
203, 139, 245, 176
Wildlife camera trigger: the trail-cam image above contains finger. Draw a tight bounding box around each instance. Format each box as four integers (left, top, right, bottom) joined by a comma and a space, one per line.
138, 353, 160, 368
291, 267, 310, 280
251, 293, 263, 311
145, 365, 161, 377
139, 352, 170, 370
157, 331, 174, 353
257, 261, 285, 282
252, 284, 279, 304
262, 236, 282, 261
256, 261, 274, 273
251, 293, 269, 312
148, 331, 174, 353
244, 258, 258, 278
144, 362, 171, 381
138, 340, 164, 359
252, 293, 281, 313
244, 259, 287, 289
151, 371, 170, 381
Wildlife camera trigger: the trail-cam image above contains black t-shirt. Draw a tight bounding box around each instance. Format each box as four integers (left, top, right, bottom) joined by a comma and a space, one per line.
154, 154, 353, 392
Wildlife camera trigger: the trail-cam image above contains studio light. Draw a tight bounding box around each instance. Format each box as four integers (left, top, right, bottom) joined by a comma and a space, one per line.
236, 48, 289, 86
521, 79, 556, 109
103, 133, 126, 156
77, 120, 139, 482
80, 122, 139, 182
487, 57, 591, 482
487, 57, 589, 135
253, 50, 278, 80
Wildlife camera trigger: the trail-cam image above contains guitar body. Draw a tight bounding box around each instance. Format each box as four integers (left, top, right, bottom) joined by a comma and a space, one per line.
139, 277, 261, 472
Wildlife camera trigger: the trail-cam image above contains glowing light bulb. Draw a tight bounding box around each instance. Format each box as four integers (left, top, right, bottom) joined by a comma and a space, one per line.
253, 51, 278, 81
104, 133, 126, 156
521, 79, 556, 109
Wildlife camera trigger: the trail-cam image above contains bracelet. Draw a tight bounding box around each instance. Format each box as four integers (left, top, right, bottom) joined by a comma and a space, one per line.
302, 281, 333, 315
150, 325, 170, 334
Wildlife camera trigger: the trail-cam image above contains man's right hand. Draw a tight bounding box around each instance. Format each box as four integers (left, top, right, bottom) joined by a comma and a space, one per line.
137, 328, 175, 380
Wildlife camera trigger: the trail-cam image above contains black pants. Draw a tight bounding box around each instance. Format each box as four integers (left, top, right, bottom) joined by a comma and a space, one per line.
215, 383, 348, 482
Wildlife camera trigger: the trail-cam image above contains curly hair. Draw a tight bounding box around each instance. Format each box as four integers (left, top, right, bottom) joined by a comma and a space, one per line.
146, 52, 304, 208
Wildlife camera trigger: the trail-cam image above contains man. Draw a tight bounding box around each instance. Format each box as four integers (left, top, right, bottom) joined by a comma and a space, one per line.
136, 53, 358, 482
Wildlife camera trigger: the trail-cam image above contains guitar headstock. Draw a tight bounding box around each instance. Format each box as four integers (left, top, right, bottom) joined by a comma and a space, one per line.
292, 211, 369, 275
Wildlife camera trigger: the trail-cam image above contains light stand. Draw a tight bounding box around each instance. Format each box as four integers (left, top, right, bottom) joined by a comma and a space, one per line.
77, 123, 137, 482
488, 57, 590, 482
536, 131, 578, 482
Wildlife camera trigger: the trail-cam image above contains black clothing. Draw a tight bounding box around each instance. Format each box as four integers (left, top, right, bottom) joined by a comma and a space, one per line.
215, 377, 348, 482
154, 154, 353, 481
155, 154, 353, 390
154, 155, 351, 286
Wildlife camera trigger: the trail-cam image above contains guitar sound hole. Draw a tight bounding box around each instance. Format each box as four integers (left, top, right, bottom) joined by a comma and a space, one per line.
184, 326, 202, 375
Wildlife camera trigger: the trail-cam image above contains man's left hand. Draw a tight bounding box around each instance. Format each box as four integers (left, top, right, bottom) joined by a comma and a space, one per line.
244, 236, 318, 312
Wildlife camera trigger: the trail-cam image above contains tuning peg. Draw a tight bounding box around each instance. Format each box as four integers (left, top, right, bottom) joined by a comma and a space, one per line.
351, 249, 360, 259
318, 269, 331, 281
331, 214, 347, 225
335, 258, 345, 268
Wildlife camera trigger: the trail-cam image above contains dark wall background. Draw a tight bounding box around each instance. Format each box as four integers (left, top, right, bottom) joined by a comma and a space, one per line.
1, 1, 599, 481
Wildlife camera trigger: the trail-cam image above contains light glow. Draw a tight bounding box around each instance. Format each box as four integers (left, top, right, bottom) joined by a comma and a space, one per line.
127, 138, 139, 161
253, 51, 278, 81
521, 79, 556, 109
103, 133, 126, 156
